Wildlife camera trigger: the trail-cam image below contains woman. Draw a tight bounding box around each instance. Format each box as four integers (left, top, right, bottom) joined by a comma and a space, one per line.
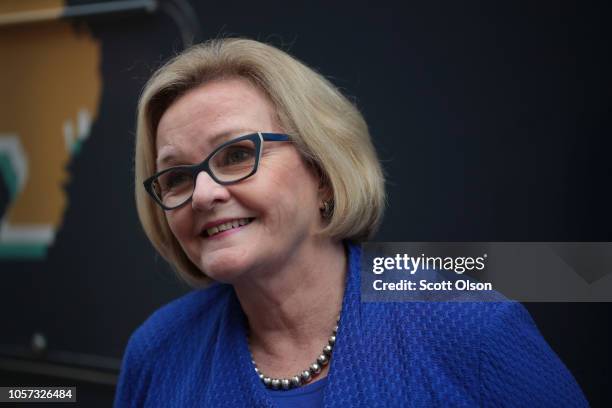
115, 38, 587, 407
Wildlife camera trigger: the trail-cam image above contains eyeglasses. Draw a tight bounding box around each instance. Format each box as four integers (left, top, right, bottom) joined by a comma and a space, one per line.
144, 132, 290, 210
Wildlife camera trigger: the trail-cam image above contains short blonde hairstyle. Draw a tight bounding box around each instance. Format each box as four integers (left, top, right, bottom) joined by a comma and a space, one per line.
135, 38, 386, 287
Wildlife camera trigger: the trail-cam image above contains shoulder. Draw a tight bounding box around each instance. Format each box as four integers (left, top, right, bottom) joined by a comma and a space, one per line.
358, 301, 586, 406
129, 282, 233, 357
383, 301, 588, 406
114, 283, 234, 407
363, 300, 555, 355
477, 301, 588, 406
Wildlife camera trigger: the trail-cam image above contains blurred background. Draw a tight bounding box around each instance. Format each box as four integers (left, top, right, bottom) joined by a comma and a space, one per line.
1, 0, 610, 406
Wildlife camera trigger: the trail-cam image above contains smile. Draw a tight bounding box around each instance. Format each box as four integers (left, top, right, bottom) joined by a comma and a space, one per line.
204, 218, 254, 237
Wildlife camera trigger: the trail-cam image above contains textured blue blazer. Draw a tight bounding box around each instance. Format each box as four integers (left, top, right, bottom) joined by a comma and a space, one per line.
114, 244, 588, 407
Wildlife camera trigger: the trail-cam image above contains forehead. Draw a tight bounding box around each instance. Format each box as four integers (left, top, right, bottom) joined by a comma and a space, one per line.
155, 77, 278, 167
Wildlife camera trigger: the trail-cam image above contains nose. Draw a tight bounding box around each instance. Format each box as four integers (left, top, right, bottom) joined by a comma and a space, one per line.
191, 171, 230, 211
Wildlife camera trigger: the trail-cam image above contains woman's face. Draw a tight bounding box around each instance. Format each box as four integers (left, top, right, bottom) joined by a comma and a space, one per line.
156, 77, 325, 283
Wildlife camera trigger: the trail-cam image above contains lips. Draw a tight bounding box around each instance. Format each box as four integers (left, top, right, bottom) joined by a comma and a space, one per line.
201, 218, 255, 237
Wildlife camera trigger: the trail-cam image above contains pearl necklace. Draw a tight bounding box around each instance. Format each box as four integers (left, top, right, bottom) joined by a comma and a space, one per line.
249, 320, 338, 390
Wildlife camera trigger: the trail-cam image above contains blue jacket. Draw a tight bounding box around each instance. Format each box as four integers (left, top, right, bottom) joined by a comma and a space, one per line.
115, 244, 588, 407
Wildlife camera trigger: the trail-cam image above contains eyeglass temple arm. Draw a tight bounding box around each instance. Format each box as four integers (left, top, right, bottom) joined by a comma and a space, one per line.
260, 133, 290, 142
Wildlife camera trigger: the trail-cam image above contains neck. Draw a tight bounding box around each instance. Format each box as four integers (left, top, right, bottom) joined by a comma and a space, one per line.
233, 238, 347, 374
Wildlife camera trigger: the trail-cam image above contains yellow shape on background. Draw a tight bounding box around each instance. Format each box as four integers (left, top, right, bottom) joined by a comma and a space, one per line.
0, 18, 101, 233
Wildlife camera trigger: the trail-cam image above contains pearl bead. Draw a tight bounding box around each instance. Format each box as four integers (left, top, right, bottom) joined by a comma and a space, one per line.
281, 379, 290, 390
317, 354, 329, 366
263, 377, 272, 387
291, 376, 301, 387
259, 373, 264, 380
310, 363, 321, 374
323, 345, 333, 355
329, 335, 336, 346
271, 379, 280, 389
301, 370, 311, 382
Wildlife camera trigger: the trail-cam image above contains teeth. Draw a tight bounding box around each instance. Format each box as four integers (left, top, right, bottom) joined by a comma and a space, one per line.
206, 218, 252, 237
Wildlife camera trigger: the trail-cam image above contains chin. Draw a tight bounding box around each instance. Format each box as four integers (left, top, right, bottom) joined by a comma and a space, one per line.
197, 250, 250, 283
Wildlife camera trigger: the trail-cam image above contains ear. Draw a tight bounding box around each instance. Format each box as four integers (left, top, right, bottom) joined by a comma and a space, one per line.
318, 186, 333, 208
318, 185, 334, 220
302, 155, 333, 208
312, 163, 332, 203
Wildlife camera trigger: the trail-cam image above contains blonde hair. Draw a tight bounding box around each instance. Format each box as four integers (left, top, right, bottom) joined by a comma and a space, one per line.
135, 38, 386, 287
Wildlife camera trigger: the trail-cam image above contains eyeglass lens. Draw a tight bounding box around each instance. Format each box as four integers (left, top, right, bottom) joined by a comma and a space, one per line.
152, 138, 258, 208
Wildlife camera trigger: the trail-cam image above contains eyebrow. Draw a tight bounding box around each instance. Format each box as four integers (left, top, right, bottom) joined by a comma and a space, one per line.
155, 128, 256, 168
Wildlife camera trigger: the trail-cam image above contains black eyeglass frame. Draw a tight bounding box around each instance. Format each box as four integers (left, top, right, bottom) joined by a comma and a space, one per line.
143, 132, 290, 211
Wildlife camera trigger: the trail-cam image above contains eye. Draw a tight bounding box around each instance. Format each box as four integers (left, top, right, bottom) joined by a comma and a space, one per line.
159, 169, 192, 193
221, 146, 255, 166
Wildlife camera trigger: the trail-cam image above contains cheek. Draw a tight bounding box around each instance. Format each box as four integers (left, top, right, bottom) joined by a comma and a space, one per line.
262, 165, 319, 221
165, 210, 193, 244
